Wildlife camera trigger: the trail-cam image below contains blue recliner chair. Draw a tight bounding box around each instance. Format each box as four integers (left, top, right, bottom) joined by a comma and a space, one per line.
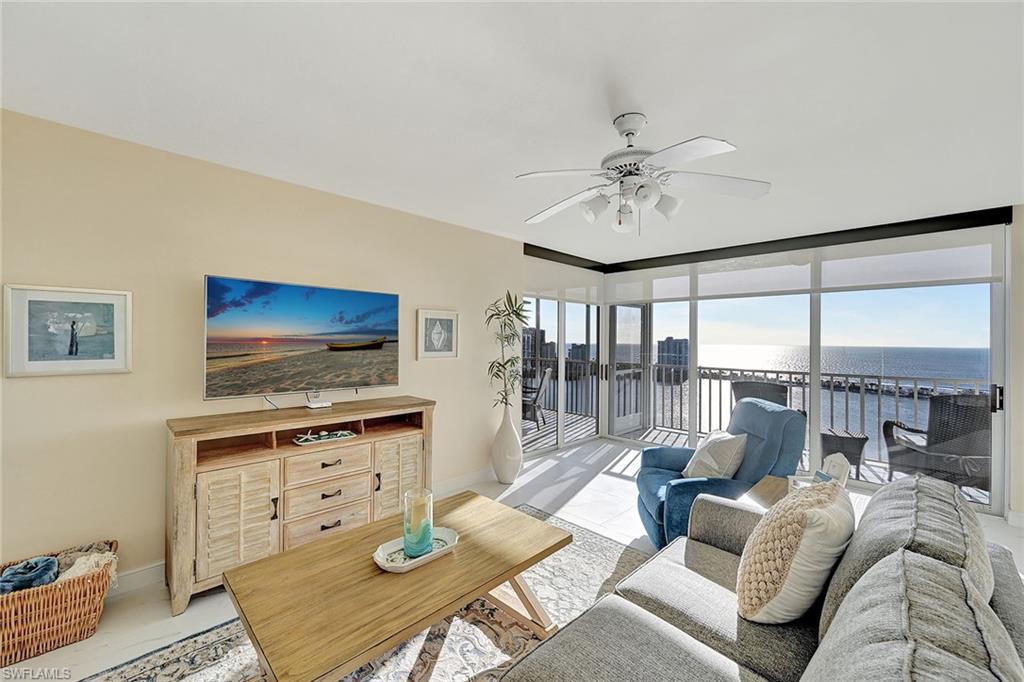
637, 397, 807, 550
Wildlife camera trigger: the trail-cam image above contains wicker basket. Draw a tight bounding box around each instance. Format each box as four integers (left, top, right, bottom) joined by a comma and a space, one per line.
0, 540, 117, 666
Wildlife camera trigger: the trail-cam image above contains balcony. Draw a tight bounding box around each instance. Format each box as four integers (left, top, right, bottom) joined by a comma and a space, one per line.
522, 358, 598, 452
639, 364, 992, 505
524, 357, 991, 505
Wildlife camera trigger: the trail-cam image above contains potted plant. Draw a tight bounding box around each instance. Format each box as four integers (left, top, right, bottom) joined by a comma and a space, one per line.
485, 291, 530, 483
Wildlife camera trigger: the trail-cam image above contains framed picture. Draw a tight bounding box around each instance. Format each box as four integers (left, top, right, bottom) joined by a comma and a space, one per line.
4, 284, 133, 377
417, 309, 458, 359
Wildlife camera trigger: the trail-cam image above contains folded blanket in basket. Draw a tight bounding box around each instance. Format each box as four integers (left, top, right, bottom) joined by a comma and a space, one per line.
55, 551, 117, 587
0, 556, 59, 594
56, 540, 113, 572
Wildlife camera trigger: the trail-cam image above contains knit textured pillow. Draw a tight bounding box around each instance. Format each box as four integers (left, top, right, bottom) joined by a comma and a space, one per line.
737, 481, 855, 624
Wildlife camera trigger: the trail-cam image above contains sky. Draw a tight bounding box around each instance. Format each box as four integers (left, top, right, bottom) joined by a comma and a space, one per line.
206, 276, 398, 341
535, 283, 990, 349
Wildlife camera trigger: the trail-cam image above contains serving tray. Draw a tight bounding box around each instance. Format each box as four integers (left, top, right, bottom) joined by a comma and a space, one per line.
292, 429, 357, 446
372, 527, 459, 573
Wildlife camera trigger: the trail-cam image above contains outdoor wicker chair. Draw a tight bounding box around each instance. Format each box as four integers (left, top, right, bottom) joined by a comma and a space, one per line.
883, 393, 991, 490
522, 367, 552, 428
731, 380, 789, 407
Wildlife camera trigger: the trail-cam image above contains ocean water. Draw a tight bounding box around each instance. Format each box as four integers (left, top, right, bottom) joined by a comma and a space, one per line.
698, 344, 990, 382
613, 344, 989, 380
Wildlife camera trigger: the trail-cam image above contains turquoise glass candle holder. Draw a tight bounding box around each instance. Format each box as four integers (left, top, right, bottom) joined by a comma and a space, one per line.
403, 488, 433, 558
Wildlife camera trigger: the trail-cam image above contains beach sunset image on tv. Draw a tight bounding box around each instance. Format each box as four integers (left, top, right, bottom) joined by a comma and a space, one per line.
204, 276, 399, 398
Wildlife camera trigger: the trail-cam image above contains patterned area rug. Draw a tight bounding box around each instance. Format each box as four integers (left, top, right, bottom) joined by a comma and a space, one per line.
85, 505, 649, 682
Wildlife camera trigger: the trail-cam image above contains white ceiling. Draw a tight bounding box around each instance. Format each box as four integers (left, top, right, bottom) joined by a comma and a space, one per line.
3, 2, 1022, 263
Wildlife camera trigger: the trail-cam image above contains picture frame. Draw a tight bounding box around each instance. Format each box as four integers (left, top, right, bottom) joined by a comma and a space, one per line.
4, 284, 133, 377
417, 309, 458, 359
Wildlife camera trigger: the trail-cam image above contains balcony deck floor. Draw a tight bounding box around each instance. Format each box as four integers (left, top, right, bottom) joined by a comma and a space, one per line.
522, 408, 597, 452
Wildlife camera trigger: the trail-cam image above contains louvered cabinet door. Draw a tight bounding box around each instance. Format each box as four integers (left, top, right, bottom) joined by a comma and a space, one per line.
195, 460, 281, 581
373, 438, 402, 519
373, 435, 424, 520
398, 435, 423, 499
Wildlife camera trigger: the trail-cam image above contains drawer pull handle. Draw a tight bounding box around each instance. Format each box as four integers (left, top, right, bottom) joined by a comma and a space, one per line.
374, 472, 381, 492
270, 496, 279, 520
321, 459, 345, 469
320, 520, 342, 531
321, 489, 345, 500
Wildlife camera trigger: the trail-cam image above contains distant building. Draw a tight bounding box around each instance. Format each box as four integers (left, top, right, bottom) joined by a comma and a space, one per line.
657, 337, 689, 366
567, 343, 594, 361
522, 326, 545, 359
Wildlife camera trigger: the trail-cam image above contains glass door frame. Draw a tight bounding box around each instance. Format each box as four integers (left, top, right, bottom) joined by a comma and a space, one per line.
606, 303, 653, 439
522, 296, 603, 456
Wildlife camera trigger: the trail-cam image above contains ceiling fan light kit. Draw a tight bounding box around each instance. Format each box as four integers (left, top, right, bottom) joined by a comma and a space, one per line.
515, 112, 771, 233
579, 193, 611, 224
654, 193, 682, 220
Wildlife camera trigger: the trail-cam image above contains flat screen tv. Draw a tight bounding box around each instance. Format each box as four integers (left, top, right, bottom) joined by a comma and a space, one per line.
204, 275, 399, 399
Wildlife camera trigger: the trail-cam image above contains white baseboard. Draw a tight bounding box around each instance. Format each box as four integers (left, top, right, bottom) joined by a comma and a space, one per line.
433, 466, 498, 497
109, 560, 165, 598
1007, 509, 1024, 528
119, 468, 499, 599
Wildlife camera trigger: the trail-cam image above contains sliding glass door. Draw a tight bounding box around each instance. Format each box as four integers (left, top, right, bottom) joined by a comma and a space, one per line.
522, 297, 601, 453
820, 283, 1002, 507
651, 301, 691, 446
608, 304, 650, 438
564, 302, 599, 443
522, 298, 558, 453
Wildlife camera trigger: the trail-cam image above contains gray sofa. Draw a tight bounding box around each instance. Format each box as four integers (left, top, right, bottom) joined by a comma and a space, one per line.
503, 475, 1024, 681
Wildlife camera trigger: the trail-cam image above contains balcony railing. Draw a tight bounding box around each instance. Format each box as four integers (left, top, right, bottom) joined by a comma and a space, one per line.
659, 365, 987, 458
526, 356, 988, 460
523, 357, 599, 417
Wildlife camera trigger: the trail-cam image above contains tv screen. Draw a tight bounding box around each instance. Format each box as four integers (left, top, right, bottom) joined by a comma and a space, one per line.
204, 275, 399, 399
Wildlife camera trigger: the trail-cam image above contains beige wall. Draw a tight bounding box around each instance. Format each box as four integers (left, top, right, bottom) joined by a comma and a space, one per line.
0, 111, 523, 570
1011, 205, 1023, 516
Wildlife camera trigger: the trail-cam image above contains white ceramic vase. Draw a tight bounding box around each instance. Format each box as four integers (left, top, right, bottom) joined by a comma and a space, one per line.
490, 404, 523, 484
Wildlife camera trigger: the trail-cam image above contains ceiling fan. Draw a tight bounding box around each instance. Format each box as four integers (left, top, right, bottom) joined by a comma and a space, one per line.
515, 112, 771, 233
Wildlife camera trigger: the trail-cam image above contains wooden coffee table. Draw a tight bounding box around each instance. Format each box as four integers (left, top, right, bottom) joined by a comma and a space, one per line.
223, 491, 572, 682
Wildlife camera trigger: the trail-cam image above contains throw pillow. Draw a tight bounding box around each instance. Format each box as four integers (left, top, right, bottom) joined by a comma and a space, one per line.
737, 481, 855, 624
682, 430, 747, 479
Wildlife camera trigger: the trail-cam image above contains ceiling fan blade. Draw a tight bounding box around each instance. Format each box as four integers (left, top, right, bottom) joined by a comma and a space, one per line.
663, 171, 771, 198
645, 136, 736, 168
515, 169, 607, 180
525, 183, 615, 224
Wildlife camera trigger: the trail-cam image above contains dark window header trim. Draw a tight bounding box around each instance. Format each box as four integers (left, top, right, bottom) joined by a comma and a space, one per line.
523, 206, 1013, 274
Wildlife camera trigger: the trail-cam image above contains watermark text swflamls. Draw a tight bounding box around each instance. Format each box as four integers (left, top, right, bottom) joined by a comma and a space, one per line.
1, 668, 73, 680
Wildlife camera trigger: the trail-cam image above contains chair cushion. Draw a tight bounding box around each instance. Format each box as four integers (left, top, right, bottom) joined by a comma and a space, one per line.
616, 537, 818, 682
737, 482, 855, 624
988, 542, 1024, 664
728, 398, 806, 484
501, 594, 770, 682
636, 466, 678, 521
684, 431, 747, 479
820, 474, 994, 637
803, 549, 1024, 681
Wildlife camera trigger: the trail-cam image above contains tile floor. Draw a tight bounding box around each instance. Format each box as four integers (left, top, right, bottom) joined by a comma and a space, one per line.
9, 438, 1024, 679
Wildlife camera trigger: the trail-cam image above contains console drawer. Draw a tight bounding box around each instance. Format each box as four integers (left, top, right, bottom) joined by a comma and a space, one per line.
284, 442, 372, 488
282, 471, 372, 520
283, 500, 371, 550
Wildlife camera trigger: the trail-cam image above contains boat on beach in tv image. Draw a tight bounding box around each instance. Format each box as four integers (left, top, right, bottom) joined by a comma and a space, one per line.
204, 276, 398, 399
